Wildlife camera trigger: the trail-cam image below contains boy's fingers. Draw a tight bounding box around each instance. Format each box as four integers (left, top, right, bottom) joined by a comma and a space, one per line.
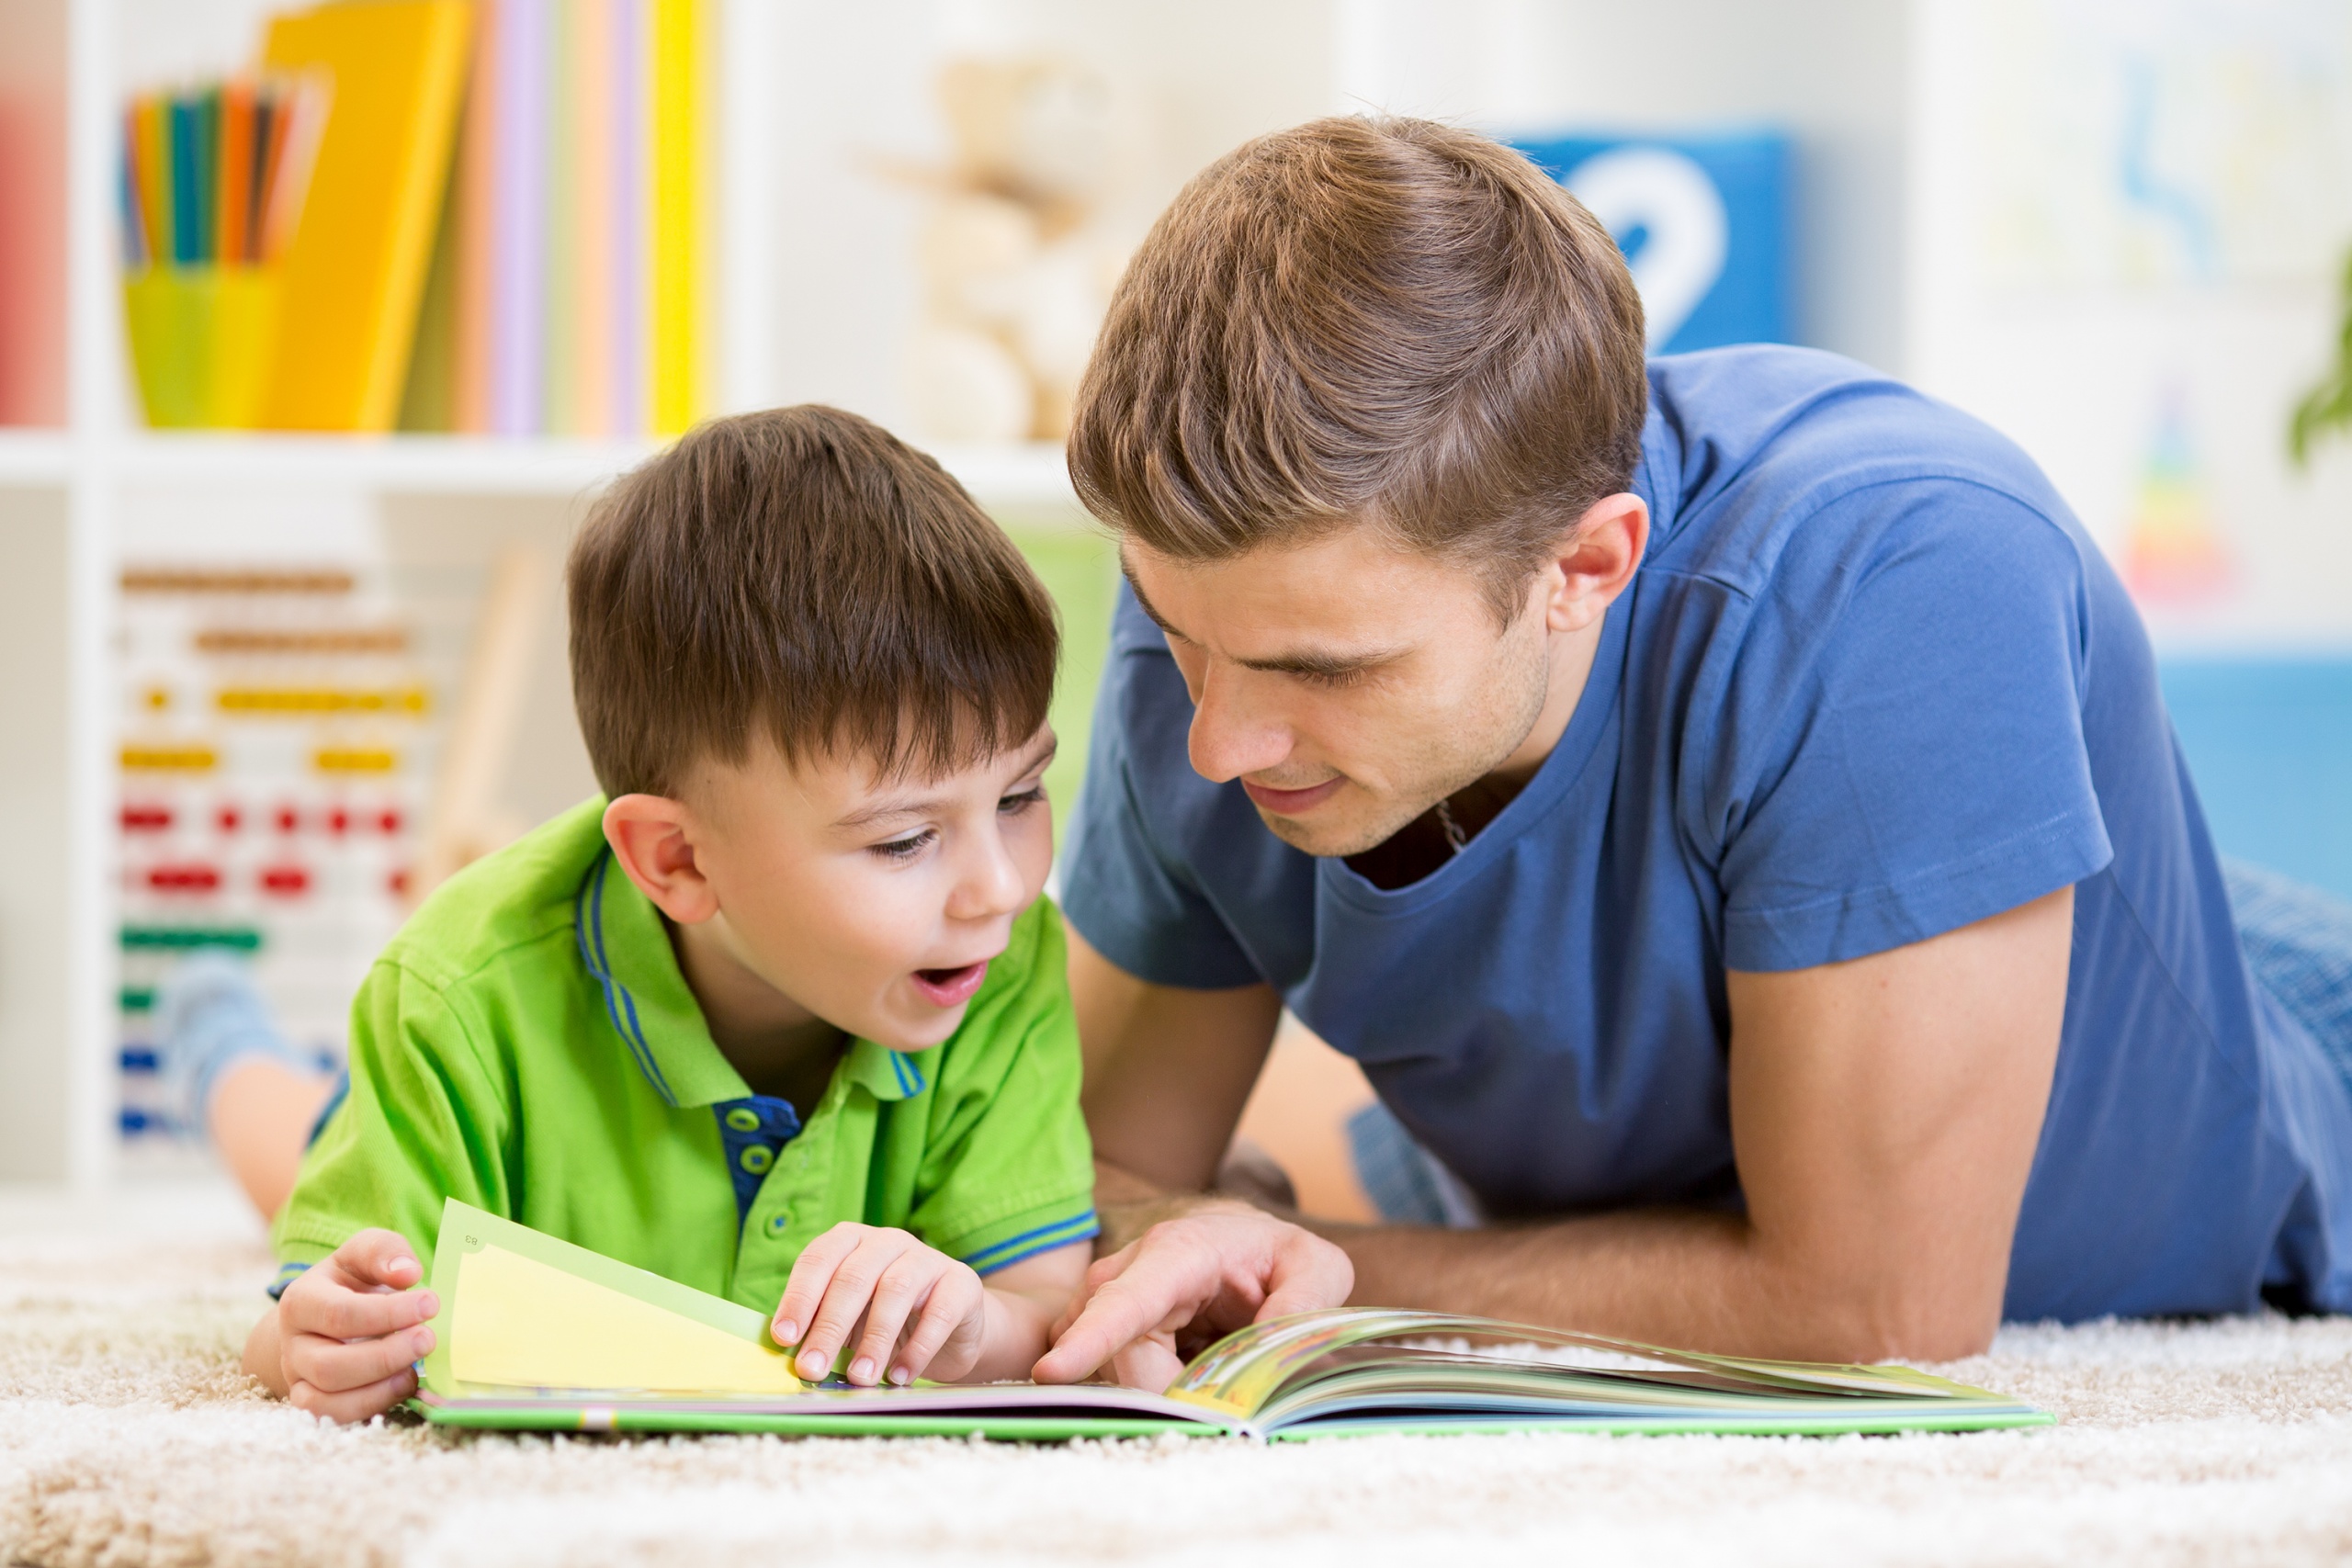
288, 1364, 418, 1426
286, 1280, 436, 1341
285, 1322, 436, 1394
890, 1269, 980, 1383
772, 1225, 864, 1348
329, 1228, 425, 1292
794, 1232, 911, 1380
849, 1254, 945, 1384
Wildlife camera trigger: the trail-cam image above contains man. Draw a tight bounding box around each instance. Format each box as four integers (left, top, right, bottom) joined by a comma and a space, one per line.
1030, 116, 2352, 1392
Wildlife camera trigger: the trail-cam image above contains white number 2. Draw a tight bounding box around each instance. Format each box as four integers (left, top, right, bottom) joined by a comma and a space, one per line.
1564, 147, 1729, 352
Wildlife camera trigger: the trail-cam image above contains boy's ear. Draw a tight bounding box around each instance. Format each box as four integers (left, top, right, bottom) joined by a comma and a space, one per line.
602, 795, 720, 925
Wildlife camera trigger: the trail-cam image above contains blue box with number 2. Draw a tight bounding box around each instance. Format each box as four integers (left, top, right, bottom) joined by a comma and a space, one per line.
1510, 131, 1791, 355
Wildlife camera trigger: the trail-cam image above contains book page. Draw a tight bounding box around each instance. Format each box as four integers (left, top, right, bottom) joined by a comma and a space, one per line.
418, 1198, 802, 1397
449, 1243, 804, 1394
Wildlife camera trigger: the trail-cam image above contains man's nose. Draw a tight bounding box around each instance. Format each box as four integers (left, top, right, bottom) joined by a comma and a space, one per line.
1186, 667, 1293, 784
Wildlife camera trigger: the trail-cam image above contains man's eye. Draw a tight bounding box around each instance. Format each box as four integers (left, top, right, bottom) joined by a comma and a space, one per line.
870, 830, 934, 862
999, 785, 1046, 815
1300, 668, 1369, 691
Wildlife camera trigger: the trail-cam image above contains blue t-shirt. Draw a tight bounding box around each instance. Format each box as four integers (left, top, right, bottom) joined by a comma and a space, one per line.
1062, 344, 2352, 1321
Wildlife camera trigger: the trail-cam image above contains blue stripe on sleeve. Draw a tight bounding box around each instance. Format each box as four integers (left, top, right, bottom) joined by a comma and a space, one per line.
961, 1211, 1100, 1275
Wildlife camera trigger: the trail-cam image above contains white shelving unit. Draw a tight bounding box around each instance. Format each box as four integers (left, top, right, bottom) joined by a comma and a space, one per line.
0, 0, 1099, 1190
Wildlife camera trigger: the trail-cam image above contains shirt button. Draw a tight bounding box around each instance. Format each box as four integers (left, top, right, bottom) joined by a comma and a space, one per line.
724, 1108, 760, 1133
740, 1145, 775, 1176
765, 1211, 790, 1237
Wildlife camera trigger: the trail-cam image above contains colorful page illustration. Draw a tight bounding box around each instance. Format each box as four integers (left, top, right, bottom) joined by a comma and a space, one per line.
419, 1198, 802, 1396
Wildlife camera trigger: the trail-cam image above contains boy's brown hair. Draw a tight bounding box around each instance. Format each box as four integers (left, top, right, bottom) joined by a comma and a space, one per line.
568, 405, 1057, 798
1068, 116, 1647, 622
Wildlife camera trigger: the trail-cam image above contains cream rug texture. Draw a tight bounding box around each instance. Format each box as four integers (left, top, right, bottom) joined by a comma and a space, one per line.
5, 1183, 2352, 1568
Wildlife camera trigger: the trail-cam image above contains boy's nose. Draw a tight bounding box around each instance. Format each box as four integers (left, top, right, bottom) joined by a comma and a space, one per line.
948, 831, 1028, 921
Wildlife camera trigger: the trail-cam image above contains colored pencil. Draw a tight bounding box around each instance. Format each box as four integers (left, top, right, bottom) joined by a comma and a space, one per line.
259, 74, 329, 265
217, 81, 253, 264
119, 108, 149, 266
168, 96, 201, 264
248, 89, 277, 264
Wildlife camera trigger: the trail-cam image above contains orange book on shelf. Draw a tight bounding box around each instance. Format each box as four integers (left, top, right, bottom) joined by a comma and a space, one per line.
254, 0, 472, 432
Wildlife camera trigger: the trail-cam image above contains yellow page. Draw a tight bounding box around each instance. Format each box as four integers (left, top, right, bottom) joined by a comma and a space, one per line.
451, 1243, 803, 1394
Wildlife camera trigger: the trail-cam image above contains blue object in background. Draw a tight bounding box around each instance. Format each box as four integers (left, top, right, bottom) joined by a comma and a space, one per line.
2161, 660, 2352, 901
1511, 130, 1791, 354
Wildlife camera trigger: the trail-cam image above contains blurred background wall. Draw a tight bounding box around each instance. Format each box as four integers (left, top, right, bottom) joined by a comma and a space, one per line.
2, 0, 2348, 1191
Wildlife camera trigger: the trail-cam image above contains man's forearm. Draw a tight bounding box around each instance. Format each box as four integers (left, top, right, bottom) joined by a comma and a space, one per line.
1319, 1205, 1990, 1363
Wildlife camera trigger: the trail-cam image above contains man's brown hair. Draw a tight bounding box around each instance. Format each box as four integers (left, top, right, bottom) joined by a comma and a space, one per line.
568, 405, 1057, 798
1068, 116, 1647, 621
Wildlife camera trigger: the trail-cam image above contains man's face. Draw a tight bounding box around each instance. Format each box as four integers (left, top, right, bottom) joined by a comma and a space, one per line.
1125, 530, 1554, 858
680, 726, 1057, 1051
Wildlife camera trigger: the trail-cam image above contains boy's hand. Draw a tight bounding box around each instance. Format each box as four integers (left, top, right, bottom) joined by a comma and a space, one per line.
265, 1228, 439, 1423
770, 1223, 988, 1387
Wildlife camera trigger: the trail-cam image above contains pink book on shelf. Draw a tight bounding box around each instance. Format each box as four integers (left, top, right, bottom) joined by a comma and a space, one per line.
451, 0, 502, 432
611, 0, 646, 434
561, 0, 616, 436
489, 0, 548, 436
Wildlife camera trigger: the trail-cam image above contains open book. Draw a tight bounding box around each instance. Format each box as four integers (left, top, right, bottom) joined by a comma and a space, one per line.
412, 1199, 2051, 1440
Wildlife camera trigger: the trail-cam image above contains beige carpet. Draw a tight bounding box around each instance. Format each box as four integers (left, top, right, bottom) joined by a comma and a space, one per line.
5, 1182, 2352, 1568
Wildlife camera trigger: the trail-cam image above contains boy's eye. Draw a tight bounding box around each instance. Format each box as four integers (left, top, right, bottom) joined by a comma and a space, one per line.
870, 829, 934, 863
999, 785, 1046, 816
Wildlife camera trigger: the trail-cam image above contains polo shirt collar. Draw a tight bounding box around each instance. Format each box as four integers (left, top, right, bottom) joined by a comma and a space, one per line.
572, 851, 933, 1108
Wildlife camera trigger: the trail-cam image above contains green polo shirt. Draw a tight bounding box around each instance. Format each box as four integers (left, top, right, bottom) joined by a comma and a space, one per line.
270, 798, 1099, 1314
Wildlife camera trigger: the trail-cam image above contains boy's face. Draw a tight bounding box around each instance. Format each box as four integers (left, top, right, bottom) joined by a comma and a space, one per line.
638, 725, 1057, 1055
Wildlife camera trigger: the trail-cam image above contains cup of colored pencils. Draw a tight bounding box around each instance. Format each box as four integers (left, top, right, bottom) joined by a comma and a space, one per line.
120, 74, 327, 428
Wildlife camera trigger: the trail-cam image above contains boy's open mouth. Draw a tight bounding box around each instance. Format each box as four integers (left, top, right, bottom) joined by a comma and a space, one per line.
910, 961, 989, 1008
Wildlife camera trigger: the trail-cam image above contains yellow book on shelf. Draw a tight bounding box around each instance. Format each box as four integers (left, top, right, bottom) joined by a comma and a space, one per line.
650, 0, 704, 436
256, 0, 471, 432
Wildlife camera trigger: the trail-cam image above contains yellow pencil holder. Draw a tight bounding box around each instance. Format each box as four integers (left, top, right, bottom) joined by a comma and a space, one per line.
122, 266, 281, 428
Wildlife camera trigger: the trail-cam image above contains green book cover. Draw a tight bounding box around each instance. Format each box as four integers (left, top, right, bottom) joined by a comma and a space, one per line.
408, 1200, 2053, 1442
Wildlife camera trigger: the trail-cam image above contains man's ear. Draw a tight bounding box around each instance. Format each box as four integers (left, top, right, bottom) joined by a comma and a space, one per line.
602, 794, 720, 925
1541, 491, 1649, 635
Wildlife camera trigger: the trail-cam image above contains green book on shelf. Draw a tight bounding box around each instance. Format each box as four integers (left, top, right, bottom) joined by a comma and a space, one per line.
411, 1199, 2053, 1442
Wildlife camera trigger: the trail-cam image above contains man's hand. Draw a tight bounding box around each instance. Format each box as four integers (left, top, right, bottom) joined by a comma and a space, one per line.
771, 1223, 990, 1387
1034, 1201, 1353, 1390
244, 1228, 438, 1423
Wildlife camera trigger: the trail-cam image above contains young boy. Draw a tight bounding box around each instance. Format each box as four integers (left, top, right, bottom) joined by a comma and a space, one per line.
243, 407, 1101, 1424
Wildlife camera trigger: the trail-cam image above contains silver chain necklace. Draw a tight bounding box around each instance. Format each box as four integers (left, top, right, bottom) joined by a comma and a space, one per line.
1433, 795, 1469, 854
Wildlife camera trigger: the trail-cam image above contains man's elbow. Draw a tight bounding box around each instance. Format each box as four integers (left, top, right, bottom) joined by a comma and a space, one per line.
1802, 1262, 2004, 1364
